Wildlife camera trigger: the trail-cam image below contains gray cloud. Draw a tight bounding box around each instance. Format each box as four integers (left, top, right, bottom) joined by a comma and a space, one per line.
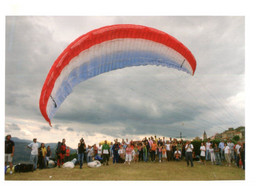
5, 123, 21, 131
54, 124, 60, 130
5, 16, 245, 141
66, 127, 74, 131
41, 126, 51, 131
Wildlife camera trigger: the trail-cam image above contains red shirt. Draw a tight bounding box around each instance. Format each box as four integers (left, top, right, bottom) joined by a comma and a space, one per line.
66, 148, 70, 156
126, 147, 133, 155
162, 148, 166, 155
60, 144, 66, 154
151, 143, 157, 151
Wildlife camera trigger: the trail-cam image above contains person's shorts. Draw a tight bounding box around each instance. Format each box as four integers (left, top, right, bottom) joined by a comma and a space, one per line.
5, 154, 13, 163
200, 156, 205, 160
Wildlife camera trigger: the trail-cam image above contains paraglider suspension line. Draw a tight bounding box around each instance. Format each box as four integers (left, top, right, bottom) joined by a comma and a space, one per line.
50, 95, 57, 108
180, 59, 185, 68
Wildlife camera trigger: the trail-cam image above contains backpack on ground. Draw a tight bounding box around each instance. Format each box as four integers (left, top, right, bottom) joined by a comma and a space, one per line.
14, 163, 34, 173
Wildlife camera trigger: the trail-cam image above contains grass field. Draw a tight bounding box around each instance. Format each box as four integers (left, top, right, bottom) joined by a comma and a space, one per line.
5, 160, 245, 181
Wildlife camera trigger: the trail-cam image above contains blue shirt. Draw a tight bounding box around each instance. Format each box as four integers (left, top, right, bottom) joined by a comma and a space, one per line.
219, 142, 224, 149
112, 144, 119, 154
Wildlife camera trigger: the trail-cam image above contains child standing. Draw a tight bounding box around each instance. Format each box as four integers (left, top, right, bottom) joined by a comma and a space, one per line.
118, 145, 125, 160
143, 143, 148, 162
224, 143, 231, 166
200, 142, 206, 165
150, 141, 157, 162
138, 143, 143, 162
209, 145, 215, 165
133, 144, 139, 163
158, 144, 162, 163
125, 144, 133, 165
162, 146, 167, 162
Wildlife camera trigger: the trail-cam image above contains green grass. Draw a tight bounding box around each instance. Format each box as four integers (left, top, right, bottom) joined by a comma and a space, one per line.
5, 160, 245, 181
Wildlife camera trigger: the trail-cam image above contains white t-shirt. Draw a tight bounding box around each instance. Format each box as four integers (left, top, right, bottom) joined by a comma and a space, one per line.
118, 148, 124, 155
28, 142, 39, 155
165, 144, 171, 151
185, 144, 193, 152
209, 148, 214, 154
206, 142, 211, 150
98, 146, 102, 154
200, 146, 206, 156
227, 142, 234, 151
235, 144, 241, 154
174, 151, 181, 156
224, 146, 230, 154
87, 148, 93, 157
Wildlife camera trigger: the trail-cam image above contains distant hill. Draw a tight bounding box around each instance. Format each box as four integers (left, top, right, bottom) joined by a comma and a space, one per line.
11, 137, 32, 143
8, 137, 77, 164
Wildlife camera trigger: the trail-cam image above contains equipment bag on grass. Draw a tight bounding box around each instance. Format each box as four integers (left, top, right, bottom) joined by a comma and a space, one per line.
14, 163, 34, 173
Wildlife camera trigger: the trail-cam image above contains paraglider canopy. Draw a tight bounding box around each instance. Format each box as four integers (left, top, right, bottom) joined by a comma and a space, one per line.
39, 24, 197, 126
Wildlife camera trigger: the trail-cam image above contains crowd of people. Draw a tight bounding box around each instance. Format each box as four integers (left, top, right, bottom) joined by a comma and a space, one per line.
78, 136, 245, 170
5, 135, 71, 174
199, 139, 245, 169
5, 134, 245, 174
26, 138, 71, 170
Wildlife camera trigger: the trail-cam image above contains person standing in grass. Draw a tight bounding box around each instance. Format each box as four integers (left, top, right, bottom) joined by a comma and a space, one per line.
133, 144, 139, 163
200, 142, 206, 165
125, 144, 133, 165
214, 143, 222, 165
39, 143, 47, 169
209, 145, 215, 165
158, 142, 163, 163
224, 143, 231, 166
150, 140, 157, 162
118, 145, 125, 160
145, 140, 151, 162
165, 141, 171, 161
227, 140, 235, 164
102, 140, 110, 166
110, 142, 113, 158
78, 138, 86, 169
112, 140, 120, 164
46, 146, 52, 167
219, 140, 225, 161
205, 139, 211, 161
27, 138, 39, 170
162, 146, 167, 162
123, 140, 127, 152
239, 143, 245, 170
5, 135, 15, 174
57, 139, 66, 168
143, 142, 148, 162
185, 141, 194, 167
235, 142, 241, 168
138, 143, 143, 162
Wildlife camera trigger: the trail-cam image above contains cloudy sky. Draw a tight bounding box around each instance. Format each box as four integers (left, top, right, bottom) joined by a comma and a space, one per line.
5, 16, 245, 147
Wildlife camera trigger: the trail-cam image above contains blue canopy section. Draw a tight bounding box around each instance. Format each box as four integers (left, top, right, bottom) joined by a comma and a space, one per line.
48, 50, 190, 119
